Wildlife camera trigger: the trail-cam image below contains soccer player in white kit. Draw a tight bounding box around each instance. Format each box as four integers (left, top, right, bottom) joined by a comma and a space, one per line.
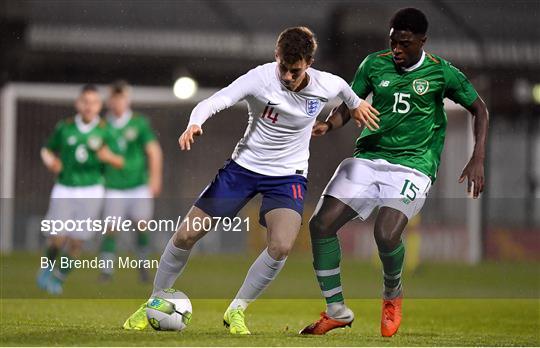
122, 26, 380, 334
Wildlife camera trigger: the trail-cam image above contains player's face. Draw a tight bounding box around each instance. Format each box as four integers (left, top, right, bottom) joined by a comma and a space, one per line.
108, 93, 130, 117
76, 91, 102, 122
389, 28, 426, 68
275, 52, 312, 91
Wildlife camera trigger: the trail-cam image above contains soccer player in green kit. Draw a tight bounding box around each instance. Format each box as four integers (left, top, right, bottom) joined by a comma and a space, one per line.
38, 84, 125, 295
99, 80, 163, 282
300, 8, 489, 336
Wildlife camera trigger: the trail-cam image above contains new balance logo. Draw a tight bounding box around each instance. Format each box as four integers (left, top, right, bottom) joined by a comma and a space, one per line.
379, 80, 390, 87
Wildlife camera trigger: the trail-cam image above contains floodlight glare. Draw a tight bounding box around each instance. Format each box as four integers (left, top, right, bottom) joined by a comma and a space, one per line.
532, 84, 540, 105
173, 77, 198, 100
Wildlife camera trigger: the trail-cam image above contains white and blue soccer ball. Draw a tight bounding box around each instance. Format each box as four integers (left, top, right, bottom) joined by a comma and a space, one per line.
146, 289, 192, 331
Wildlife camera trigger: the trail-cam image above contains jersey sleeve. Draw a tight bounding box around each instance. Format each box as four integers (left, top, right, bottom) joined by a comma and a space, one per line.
350, 56, 373, 99
138, 117, 157, 145
44, 121, 64, 152
336, 76, 362, 109
443, 62, 479, 107
188, 66, 264, 126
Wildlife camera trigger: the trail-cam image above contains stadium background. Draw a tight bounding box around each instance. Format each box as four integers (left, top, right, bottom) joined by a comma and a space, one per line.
0, 0, 539, 289
2, 0, 538, 260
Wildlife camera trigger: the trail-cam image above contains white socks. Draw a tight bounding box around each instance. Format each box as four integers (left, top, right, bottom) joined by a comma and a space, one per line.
228, 248, 286, 311
152, 238, 191, 296
326, 302, 355, 321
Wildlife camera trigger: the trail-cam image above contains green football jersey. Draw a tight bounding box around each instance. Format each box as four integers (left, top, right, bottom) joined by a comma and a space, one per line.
45, 116, 112, 187
351, 50, 479, 181
104, 112, 156, 189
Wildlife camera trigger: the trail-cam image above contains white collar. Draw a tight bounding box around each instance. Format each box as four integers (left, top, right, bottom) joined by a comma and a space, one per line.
108, 110, 132, 128
403, 50, 426, 72
75, 114, 99, 133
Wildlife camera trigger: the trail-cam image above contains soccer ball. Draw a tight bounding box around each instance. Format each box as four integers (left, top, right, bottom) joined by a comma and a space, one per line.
146, 289, 192, 331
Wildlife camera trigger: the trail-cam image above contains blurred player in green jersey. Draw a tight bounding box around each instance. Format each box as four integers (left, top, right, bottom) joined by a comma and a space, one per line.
99, 81, 163, 283
37, 84, 124, 295
301, 8, 489, 336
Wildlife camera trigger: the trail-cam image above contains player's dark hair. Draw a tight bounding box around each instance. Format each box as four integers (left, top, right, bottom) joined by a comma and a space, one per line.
390, 8, 428, 35
80, 84, 99, 94
110, 80, 131, 95
276, 26, 318, 64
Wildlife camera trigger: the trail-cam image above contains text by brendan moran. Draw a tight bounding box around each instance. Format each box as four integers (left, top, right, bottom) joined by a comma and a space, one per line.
40, 257, 158, 271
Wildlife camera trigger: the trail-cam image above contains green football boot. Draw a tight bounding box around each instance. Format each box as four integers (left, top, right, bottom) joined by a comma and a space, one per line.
223, 306, 251, 335
122, 302, 148, 330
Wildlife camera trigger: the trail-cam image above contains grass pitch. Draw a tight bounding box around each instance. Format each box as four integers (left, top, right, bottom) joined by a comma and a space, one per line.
1, 299, 538, 346
1, 252, 539, 346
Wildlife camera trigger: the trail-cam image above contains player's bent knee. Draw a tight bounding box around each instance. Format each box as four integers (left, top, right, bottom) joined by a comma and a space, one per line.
267, 242, 293, 260
309, 215, 333, 239
374, 227, 402, 252
173, 231, 198, 250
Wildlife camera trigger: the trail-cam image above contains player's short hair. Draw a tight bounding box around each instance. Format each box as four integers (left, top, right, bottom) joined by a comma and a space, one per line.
276, 26, 318, 64
80, 84, 99, 94
390, 8, 428, 35
110, 80, 131, 96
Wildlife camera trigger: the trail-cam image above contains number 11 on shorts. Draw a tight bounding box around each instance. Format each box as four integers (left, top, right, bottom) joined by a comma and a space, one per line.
291, 184, 303, 200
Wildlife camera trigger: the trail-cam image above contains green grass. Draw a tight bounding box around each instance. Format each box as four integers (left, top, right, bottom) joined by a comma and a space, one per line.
0, 252, 539, 346
1, 252, 538, 299
1, 299, 538, 346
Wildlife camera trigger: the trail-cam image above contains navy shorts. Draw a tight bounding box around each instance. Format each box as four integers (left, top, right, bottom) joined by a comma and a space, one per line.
194, 160, 307, 226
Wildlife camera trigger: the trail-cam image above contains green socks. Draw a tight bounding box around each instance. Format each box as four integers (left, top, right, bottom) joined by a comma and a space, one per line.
137, 232, 150, 261
379, 242, 405, 299
55, 252, 74, 281
100, 234, 116, 275
312, 237, 344, 304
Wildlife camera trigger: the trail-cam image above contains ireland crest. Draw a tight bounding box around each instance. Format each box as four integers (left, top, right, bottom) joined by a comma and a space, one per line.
306, 98, 321, 117
412, 79, 429, 95
87, 136, 103, 150
124, 127, 138, 141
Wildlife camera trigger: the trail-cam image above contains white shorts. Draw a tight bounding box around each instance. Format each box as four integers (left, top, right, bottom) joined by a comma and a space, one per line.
45, 183, 105, 240
103, 185, 154, 223
323, 158, 432, 220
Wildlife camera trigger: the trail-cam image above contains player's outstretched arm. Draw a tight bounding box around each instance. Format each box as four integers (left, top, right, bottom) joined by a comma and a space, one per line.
350, 100, 380, 131
459, 97, 489, 199
40, 148, 62, 174
179, 124, 203, 151
312, 102, 352, 136
97, 146, 125, 169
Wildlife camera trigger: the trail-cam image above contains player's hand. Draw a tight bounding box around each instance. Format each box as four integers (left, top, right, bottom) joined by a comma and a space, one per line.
179, 124, 203, 151
350, 101, 380, 131
49, 158, 63, 174
97, 146, 114, 162
459, 156, 485, 199
41, 148, 62, 174
97, 146, 124, 168
312, 120, 331, 137
149, 176, 162, 198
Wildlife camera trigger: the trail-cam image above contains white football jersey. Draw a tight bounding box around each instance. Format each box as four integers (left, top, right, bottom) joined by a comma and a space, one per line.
188, 62, 361, 176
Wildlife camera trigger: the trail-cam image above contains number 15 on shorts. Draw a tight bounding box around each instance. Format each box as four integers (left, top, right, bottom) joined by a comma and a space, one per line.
400, 179, 419, 201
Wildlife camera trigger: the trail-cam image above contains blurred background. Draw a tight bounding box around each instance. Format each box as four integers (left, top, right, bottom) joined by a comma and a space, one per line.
0, 0, 539, 274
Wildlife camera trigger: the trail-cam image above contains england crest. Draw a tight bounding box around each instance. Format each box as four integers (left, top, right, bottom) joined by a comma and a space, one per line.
412, 79, 429, 95
306, 99, 321, 117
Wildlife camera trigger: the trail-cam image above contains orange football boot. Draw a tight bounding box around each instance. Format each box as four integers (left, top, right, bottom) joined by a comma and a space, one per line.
381, 296, 402, 337
299, 312, 353, 335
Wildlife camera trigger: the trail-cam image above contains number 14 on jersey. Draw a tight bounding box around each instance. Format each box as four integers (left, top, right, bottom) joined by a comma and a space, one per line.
261, 105, 279, 123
